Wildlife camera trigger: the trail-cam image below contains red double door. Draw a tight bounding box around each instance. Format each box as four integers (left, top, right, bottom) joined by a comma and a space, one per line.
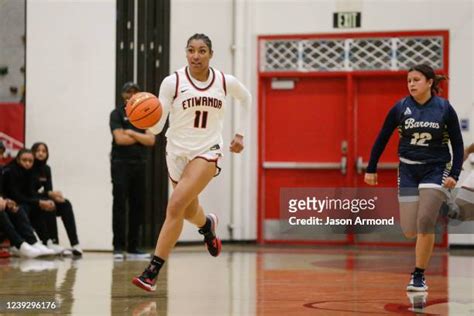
259, 75, 406, 244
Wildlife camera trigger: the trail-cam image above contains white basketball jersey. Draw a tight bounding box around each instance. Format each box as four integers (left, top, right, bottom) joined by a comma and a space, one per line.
165, 66, 227, 155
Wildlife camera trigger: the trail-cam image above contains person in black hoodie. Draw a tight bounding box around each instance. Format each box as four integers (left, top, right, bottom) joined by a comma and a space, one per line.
1, 156, 53, 257
1, 149, 56, 256
31, 142, 82, 256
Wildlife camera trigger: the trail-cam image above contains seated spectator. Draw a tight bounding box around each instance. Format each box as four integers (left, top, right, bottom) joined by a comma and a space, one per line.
0, 198, 55, 257
31, 142, 82, 256
0, 161, 54, 257
2, 149, 61, 254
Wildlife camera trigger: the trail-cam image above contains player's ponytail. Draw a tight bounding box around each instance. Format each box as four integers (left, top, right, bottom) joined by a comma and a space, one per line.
432, 74, 448, 95
408, 64, 448, 95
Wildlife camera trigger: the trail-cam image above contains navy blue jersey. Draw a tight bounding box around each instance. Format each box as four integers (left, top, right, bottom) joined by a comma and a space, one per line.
367, 95, 463, 180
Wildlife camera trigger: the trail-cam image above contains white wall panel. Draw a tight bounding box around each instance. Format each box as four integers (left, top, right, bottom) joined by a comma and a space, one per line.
26, 0, 116, 250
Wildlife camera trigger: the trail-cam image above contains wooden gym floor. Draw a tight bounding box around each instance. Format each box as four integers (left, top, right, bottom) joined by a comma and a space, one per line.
0, 245, 473, 315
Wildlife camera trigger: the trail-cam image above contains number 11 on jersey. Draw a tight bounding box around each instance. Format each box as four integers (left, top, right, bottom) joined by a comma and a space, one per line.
194, 110, 208, 128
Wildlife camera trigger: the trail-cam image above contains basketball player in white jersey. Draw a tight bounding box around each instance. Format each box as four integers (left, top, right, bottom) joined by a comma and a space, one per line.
133, 33, 251, 292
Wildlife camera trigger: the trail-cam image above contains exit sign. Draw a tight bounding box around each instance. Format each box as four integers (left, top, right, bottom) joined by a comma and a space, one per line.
333, 12, 361, 29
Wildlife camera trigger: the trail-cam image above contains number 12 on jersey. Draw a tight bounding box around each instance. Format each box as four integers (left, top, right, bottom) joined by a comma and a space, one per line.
194, 110, 208, 128
410, 132, 432, 146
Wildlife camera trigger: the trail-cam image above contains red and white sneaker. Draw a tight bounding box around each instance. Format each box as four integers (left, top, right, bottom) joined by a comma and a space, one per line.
132, 271, 157, 292
199, 213, 222, 257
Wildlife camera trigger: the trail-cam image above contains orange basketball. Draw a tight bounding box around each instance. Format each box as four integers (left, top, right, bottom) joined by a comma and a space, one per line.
125, 92, 162, 129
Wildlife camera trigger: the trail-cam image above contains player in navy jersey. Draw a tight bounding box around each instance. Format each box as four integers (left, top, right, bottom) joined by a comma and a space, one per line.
132, 34, 251, 292
365, 64, 463, 292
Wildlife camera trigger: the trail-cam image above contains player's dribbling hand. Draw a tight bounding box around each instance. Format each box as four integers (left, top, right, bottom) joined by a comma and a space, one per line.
443, 176, 457, 189
364, 173, 378, 186
230, 134, 244, 153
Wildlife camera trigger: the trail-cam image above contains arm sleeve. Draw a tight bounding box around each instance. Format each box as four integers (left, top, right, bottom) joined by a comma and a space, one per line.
109, 109, 122, 132
366, 105, 400, 173
446, 103, 464, 180
45, 166, 53, 192
148, 74, 175, 135
225, 74, 251, 137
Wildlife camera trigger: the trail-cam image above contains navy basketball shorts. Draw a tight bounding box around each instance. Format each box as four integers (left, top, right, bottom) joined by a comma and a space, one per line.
398, 162, 451, 202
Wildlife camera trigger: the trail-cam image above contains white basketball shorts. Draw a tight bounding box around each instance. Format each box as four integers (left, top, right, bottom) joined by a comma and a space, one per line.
166, 144, 223, 183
